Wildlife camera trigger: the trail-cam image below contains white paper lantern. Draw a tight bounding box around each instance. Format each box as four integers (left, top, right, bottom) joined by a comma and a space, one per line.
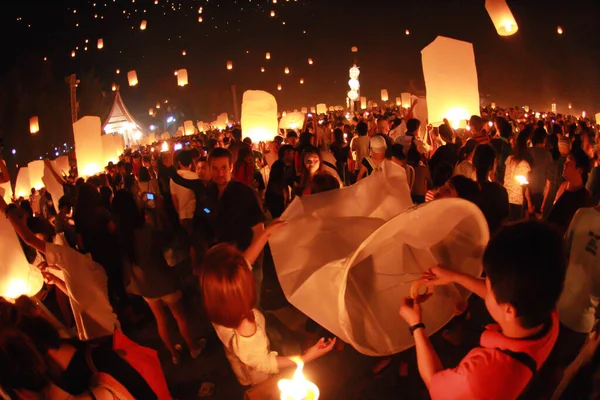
277, 84, 282, 91
53, 156, 71, 175
485, 0, 518, 36
149, 108, 154, 117
29, 116, 40, 134
396, 97, 402, 106
270, 10, 275, 17
227, 60, 233, 70
348, 91, 359, 101
241, 90, 278, 143
524, 105, 530, 112
111, 83, 117, 92
349, 66, 360, 80
310, 106, 316, 114
316, 103, 327, 115
421, 36, 480, 127
348, 79, 360, 91
301, 107, 308, 114
266, 52, 271, 60
15, 167, 31, 199
73, 116, 105, 177
299, 78, 304, 84
595, 113, 600, 124
101, 134, 120, 166
491, 102, 496, 109
127, 70, 138, 87
140, 20, 147, 30
380, 90, 389, 102
401, 92, 412, 108
284, 67, 290, 74
279, 112, 305, 130
184, 120, 195, 136
27, 160, 45, 191
360, 97, 367, 110
308, 58, 314, 65
176, 68, 188, 86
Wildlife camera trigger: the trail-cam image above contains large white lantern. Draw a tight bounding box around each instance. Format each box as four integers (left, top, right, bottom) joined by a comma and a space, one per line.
401, 92, 412, 108
101, 134, 120, 166
380, 90, 389, 102
349, 65, 360, 79
348, 79, 360, 91
421, 36, 480, 127
127, 70, 138, 86
29, 117, 40, 134
241, 90, 278, 143
184, 120, 195, 136
177, 69, 188, 86
97, 38, 104, 49
15, 167, 31, 199
53, 156, 71, 175
279, 112, 305, 130
348, 91, 359, 101
485, 0, 518, 36
316, 103, 327, 115
73, 116, 105, 177
27, 160, 45, 191
360, 97, 367, 110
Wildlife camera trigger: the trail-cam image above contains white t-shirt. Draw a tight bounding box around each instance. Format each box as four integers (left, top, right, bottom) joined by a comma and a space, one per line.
169, 169, 199, 220
45, 243, 118, 341
558, 207, 600, 333
351, 136, 370, 171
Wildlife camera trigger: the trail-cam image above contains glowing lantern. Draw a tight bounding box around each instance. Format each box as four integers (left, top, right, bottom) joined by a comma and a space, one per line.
198, 16, 203, 22
277, 84, 282, 91
595, 113, 600, 124
348, 79, 360, 91
176, 69, 188, 86
156, 102, 161, 109
405, 29, 410, 35
301, 107, 308, 114
198, 6, 203, 13
116, 69, 120, 74
127, 70, 138, 86
227, 61, 233, 70
310, 106, 316, 114
316, 103, 327, 115
29, 116, 40, 134
111, 83, 117, 92
101, 134, 120, 165
241, 90, 278, 143
282, 111, 287, 117
261, 67, 265, 72
551, 103, 557, 113
15, 167, 31, 199
360, 97, 367, 109
149, 108, 154, 116
491, 102, 496, 109
348, 91, 359, 101
73, 116, 104, 177
271, 10, 275, 17
351, 46, 358, 53
97, 38, 104, 49
582, 111, 587, 118
568, 103, 572, 109
380, 90, 389, 102
266, 52, 271, 60
184, 120, 195, 136
71, 51, 76, 58
524, 105, 530, 112
349, 66, 360, 80
278, 357, 320, 400
400, 93, 411, 108
140, 20, 147, 30
0, 214, 44, 299
27, 160, 45, 191
279, 112, 305, 130
485, 0, 518, 36
284, 67, 290, 74
182, 50, 187, 56
394, 97, 401, 106
308, 58, 314, 65
557, 26, 563, 35
53, 156, 70, 175
421, 36, 480, 127
161, 141, 169, 152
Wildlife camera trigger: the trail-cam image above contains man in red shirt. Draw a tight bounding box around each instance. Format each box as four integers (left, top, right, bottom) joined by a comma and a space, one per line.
399, 221, 566, 399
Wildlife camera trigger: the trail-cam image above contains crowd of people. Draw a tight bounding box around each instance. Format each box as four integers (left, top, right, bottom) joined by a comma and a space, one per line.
0, 101, 599, 399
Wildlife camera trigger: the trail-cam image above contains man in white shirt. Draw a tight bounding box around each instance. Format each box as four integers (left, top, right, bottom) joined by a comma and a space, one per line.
1, 201, 118, 341
170, 150, 199, 234
350, 121, 370, 177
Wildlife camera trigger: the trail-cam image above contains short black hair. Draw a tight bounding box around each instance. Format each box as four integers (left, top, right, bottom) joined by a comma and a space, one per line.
390, 144, 406, 160
278, 144, 294, 160
356, 121, 368, 136
209, 147, 233, 166
196, 156, 207, 164
531, 127, 547, 145
449, 175, 480, 204
406, 118, 421, 134
58, 195, 72, 210
286, 130, 298, 139
232, 128, 242, 141
243, 137, 252, 145
178, 150, 193, 168
483, 221, 566, 329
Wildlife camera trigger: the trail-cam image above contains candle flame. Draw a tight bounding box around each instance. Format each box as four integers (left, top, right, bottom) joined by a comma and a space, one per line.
278, 356, 319, 400
161, 141, 169, 152
515, 175, 529, 185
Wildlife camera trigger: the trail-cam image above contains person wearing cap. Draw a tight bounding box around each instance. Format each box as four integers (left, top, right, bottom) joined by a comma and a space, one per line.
356, 135, 388, 181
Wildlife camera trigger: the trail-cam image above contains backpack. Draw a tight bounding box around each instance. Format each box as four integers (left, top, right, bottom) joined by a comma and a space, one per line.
498, 348, 540, 400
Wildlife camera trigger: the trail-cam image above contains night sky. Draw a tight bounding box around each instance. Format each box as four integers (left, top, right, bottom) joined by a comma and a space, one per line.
0, 0, 599, 166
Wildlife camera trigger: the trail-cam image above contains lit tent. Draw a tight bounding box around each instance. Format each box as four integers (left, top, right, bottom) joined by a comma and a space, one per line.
102, 91, 146, 147
269, 161, 489, 356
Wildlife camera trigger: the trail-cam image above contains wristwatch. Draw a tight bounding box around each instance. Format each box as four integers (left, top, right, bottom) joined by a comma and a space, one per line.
409, 323, 425, 336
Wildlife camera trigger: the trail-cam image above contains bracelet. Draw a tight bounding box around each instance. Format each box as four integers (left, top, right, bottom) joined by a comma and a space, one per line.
409, 323, 425, 336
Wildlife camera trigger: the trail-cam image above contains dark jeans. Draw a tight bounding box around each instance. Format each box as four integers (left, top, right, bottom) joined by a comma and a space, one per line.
265, 192, 285, 218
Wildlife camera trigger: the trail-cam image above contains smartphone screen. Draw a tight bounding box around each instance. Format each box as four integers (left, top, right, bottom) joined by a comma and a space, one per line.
174, 143, 183, 151
146, 193, 155, 200
203, 208, 211, 214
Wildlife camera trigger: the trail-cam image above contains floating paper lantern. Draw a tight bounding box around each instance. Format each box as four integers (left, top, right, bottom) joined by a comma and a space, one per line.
349, 65, 360, 80
395, 97, 401, 106
524, 105, 530, 112
71, 51, 76, 58
176, 68, 188, 86
73, 116, 105, 177
300, 78, 304, 84
140, 20, 147, 30
127, 70, 138, 86
279, 112, 305, 130
485, 0, 518, 36
557, 26, 563, 35
184, 120, 195, 136
284, 67, 290, 74
551, 103, 557, 113
310, 106, 316, 114
360, 97, 367, 109
241, 90, 278, 143
401, 92, 412, 108
380, 89, 389, 102
277, 84, 282, 91
595, 113, 600, 124
29, 116, 40, 134
316, 103, 327, 115
348, 91, 359, 101
270, 10, 275, 17
421, 36, 480, 127
101, 134, 120, 165
266, 52, 271, 60
301, 107, 308, 114
156, 102, 161, 109
198, 16, 203, 22
97, 38, 104, 49
27, 160, 45, 190
261, 67, 265, 72
491, 102, 496, 109
308, 58, 314, 65
182, 50, 187, 56
227, 61, 233, 70
0, 213, 44, 299
405, 29, 410, 35
198, 6, 203, 13
348, 79, 360, 91
149, 108, 154, 116
568, 103, 572, 109
281, 111, 287, 117
111, 83, 117, 92
116, 69, 120, 74
351, 46, 358, 53
15, 167, 31, 199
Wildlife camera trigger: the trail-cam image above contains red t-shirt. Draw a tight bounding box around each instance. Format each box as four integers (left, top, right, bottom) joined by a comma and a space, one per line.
428, 312, 559, 400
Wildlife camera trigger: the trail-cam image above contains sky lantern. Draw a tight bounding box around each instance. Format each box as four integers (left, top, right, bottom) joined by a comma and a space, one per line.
29, 116, 39, 134
149, 108, 154, 116
279, 112, 306, 130
360, 97, 367, 109
300, 78, 304, 84
116, 69, 120, 74
182, 50, 187, 56
405, 29, 410, 35
261, 67, 265, 73
395, 97, 401, 106
97, 38, 104, 49
156, 102, 161, 109
198, 16, 203, 22
266, 52, 271, 60
310, 106, 316, 114
401, 92, 412, 108
15, 167, 31, 199
71, 50, 76, 58
111, 83, 117, 92
308, 58, 314, 65
301, 107, 308, 114
27, 160, 45, 190
271, 10, 275, 17
241, 90, 278, 143
485, 0, 518, 36
140, 20, 147, 30
198, 6, 203, 13
101, 134, 120, 166
73, 116, 104, 177
284, 67, 290, 74
227, 60, 233, 70
127, 70, 138, 86
176, 69, 188, 86
184, 120, 195, 136
316, 103, 327, 115
277, 84, 282, 91
421, 36, 480, 127
557, 26, 563, 35
380, 89, 389, 102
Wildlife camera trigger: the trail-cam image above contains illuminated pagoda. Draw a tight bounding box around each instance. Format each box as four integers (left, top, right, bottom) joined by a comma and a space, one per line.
102, 90, 146, 146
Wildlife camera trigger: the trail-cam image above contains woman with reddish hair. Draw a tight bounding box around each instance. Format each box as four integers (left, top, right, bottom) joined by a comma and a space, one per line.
200, 222, 336, 386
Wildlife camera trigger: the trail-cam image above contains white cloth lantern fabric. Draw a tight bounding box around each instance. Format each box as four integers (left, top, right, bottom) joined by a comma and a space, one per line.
316, 104, 327, 115
74, 116, 105, 177
241, 90, 278, 143
97, 38, 104, 49
380, 90, 389, 102
184, 120, 195, 136
15, 167, 31, 199
485, 0, 518, 36
269, 161, 489, 356
27, 160, 45, 190
127, 70, 138, 87
0, 215, 44, 299
53, 156, 70, 175
401, 93, 412, 108
30, 116, 40, 134
348, 91, 358, 101
348, 79, 360, 91
360, 97, 367, 109
279, 112, 305, 130
421, 36, 480, 127
42, 160, 64, 214
177, 69, 188, 86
